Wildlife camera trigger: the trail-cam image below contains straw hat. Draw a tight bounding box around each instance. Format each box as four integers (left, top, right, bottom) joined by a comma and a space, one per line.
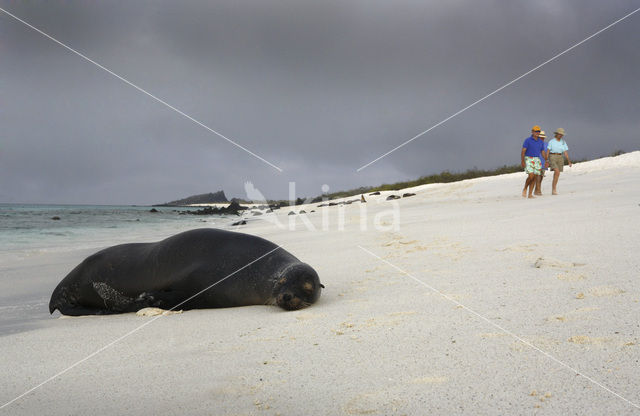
554, 127, 565, 135
539, 131, 547, 139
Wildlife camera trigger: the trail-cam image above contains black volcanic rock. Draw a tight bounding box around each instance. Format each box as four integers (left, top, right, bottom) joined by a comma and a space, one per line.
183, 201, 248, 216
160, 191, 228, 206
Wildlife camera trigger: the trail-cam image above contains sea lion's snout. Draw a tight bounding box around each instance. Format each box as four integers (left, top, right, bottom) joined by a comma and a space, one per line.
277, 291, 303, 310
274, 263, 323, 311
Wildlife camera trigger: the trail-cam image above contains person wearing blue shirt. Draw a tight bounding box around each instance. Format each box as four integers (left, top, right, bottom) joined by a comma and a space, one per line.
548, 128, 572, 195
534, 131, 549, 195
521, 125, 547, 199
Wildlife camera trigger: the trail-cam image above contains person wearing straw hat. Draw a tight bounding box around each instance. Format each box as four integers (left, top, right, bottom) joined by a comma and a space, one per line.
534, 130, 549, 196
547, 127, 572, 195
521, 125, 547, 199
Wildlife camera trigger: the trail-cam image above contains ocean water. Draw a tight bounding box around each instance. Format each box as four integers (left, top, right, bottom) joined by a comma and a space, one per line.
0, 204, 232, 263
0, 204, 238, 334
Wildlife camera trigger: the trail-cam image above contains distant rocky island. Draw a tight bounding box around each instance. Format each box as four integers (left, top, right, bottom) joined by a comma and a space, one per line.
157, 191, 228, 206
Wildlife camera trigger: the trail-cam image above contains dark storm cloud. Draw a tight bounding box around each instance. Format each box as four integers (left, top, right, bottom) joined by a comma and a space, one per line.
1, 0, 638, 204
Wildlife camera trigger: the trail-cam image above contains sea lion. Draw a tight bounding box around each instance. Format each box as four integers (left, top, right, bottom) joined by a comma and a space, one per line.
49, 228, 323, 316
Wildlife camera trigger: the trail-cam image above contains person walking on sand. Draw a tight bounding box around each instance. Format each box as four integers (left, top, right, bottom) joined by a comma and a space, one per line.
521, 125, 547, 199
534, 130, 549, 196
548, 128, 572, 195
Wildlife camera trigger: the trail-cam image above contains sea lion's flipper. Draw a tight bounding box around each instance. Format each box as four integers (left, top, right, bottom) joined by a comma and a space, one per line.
92, 282, 138, 312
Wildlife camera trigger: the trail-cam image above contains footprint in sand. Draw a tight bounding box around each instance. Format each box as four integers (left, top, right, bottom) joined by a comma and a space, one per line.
382, 234, 473, 260
496, 244, 538, 253
568, 335, 612, 345
556, 272, 586, 281
534, 257, 586, 269
568, 337, 636, 348
587, 286, 625, 297
545, 307, 599, 323
333, 313, 418, 336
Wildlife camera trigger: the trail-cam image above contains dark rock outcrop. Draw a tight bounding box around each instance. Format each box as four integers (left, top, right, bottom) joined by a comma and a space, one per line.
183, 201, 248, 216
160, 191, 228, 206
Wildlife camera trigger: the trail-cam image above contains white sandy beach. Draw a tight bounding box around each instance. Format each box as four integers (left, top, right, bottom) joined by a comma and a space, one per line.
1, 152, 639, 415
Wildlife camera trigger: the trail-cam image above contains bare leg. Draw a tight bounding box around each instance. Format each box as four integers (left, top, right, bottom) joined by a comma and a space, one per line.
523, 175, 532, 197
552, 169, 560, 195
534, 175, 542, 195
525, 173, 536, 198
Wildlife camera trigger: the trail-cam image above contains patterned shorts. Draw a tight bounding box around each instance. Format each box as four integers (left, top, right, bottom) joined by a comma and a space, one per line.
524, 156, 541, 175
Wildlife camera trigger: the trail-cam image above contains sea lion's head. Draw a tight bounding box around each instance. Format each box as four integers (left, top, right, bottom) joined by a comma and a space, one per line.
273, 263, 324, 310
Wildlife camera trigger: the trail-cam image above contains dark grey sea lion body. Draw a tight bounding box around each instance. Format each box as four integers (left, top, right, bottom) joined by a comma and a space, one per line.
49, 229, 323, 315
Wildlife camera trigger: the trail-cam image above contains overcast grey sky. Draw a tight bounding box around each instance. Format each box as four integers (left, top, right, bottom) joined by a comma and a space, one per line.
1, 0, 638, 204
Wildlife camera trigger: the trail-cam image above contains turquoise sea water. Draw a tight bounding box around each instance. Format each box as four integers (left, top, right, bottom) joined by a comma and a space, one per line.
0, 204, 230, 260
0, 204, 237, 335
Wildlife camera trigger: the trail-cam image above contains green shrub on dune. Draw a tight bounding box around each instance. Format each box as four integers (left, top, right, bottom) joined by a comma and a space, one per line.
325, 164, 522, 200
